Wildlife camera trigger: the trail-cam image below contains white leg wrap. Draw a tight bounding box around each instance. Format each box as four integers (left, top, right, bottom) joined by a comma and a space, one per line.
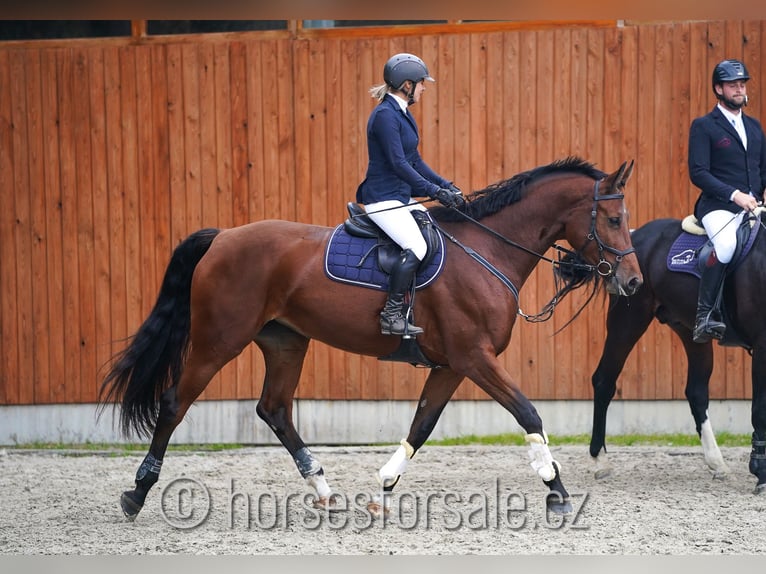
305, 473, 332, 499
378, 440, 415, 488
700, 418, 729, 475
525, 432, 558, 481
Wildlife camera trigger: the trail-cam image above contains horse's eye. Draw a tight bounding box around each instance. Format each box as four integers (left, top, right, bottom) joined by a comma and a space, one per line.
608, 216, 622, 227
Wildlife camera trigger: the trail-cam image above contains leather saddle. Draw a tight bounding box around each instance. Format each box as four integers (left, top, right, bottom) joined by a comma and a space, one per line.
343, 202, 441, 273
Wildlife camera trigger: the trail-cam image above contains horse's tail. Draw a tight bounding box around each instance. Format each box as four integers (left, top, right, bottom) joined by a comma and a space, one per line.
97, 228, 221, 438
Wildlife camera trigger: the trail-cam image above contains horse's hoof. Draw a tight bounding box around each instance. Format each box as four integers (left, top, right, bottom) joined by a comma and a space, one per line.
590, 455, 612, 480
366, 500, 390, 519
711, 469, 729, 481
312, 495, 342, 512
120, 491, 143, 520
753, 482, 766, 495
546, 496, 573, 515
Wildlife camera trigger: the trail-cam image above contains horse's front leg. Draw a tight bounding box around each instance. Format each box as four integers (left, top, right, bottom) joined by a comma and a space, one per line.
676, 330, 728, 478
368, 368, 463, 516
462, 352, 572, 514
590, 293, 655, 479
749, 343, 766, 494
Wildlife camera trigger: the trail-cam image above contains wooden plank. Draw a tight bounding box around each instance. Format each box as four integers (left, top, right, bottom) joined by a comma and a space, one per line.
103, 47, 127, 374
469, 33, 488, 189
180, 44, 203, 236
119, 46, 144, 341
276, 38, 296, 223
151, 44, 172, 296
23, 49, 52, 404
452, 33, 471, 188
0, 48, 14, 405
230, 41, 250, 228
10, 50, 35, 405
436, 34, 456, 182
73, 47, 96, 405
40, 49, 65, 404
245, 40, 266, 225
57, 48, 82, 405
259, 40, 282, 222
88, 47, 112, 403
166, 43, 188, 247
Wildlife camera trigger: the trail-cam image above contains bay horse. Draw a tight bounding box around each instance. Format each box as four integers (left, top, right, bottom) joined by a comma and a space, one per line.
587, 214, 766, 494
98, 157, 642, 521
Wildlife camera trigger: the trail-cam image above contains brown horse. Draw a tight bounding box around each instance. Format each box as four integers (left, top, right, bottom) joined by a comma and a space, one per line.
99, 156, 642, 520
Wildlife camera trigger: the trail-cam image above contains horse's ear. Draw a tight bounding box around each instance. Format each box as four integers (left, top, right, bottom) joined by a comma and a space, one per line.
619, 160, 635, 189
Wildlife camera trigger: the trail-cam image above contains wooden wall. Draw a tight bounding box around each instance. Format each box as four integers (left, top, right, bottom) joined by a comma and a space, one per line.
1, 21, 763, 406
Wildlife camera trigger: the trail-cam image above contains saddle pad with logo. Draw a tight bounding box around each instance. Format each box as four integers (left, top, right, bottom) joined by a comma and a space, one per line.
666, 232, 708, 278
324, 225, 446, 291
666, 221, 759, 278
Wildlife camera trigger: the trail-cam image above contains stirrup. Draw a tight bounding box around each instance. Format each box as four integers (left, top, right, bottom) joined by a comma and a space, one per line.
693, 316, 725, 343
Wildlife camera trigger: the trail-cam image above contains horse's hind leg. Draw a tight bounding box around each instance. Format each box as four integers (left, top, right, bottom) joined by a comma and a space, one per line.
749, 342, 766, 494
673, 325, 728, 478
253, 322, 334, 505
590, 293, 654, 479
121, 354, 225, 519
370, 368, 463, 514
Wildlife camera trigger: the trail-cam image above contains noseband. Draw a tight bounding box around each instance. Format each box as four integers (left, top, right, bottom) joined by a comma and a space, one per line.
585, 178, 635, 278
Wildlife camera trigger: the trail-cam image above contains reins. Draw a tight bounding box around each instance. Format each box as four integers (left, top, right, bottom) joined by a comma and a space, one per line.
436, 178, 633, 278
354, 177, 631, 323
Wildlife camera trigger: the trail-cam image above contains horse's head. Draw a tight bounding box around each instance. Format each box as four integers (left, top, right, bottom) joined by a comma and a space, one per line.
566, 160, 643, 296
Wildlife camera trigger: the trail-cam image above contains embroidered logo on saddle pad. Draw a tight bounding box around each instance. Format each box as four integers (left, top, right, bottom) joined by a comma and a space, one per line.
324, 225, 446, 291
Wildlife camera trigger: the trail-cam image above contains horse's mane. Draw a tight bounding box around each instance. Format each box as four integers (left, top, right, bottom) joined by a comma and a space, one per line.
432, 156, 606, 223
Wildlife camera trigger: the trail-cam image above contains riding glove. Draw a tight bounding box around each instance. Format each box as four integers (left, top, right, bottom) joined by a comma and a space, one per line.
431, 187, 465, 209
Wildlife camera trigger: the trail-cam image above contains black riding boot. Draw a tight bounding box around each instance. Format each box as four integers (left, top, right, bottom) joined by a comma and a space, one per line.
692, 259, 727, 343
380, 249, 424, 336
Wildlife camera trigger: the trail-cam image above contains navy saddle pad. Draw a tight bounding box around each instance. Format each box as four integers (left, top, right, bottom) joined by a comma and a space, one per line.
666, 232, 708, 278
666, 216, 760, 278
324, 225, 446, 291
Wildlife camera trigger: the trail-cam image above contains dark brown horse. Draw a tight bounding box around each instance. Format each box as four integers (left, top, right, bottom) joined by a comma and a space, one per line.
99, 157, 642, 520
588, 214, 766, 494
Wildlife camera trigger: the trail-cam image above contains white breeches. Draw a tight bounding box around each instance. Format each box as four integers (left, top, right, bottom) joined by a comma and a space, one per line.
364, 199, 428, 261
701, 209, 747, 264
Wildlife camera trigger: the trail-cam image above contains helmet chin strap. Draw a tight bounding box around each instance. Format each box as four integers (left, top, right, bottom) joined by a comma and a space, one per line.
405, 81, 416, 105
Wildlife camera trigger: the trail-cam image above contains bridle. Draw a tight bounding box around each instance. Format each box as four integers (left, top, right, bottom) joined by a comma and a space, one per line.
583, 178, 636, 279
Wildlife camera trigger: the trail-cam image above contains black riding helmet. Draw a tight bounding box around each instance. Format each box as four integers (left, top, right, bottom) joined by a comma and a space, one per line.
383, 53, 434, 103
712, 59, 750, 97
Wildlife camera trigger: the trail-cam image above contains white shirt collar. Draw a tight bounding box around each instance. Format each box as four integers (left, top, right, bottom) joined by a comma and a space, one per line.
717, 103, 743, 125
389, 93, 409, 112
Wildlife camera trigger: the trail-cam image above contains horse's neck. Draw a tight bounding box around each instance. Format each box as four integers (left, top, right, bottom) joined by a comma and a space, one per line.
481, 201, 563, 283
